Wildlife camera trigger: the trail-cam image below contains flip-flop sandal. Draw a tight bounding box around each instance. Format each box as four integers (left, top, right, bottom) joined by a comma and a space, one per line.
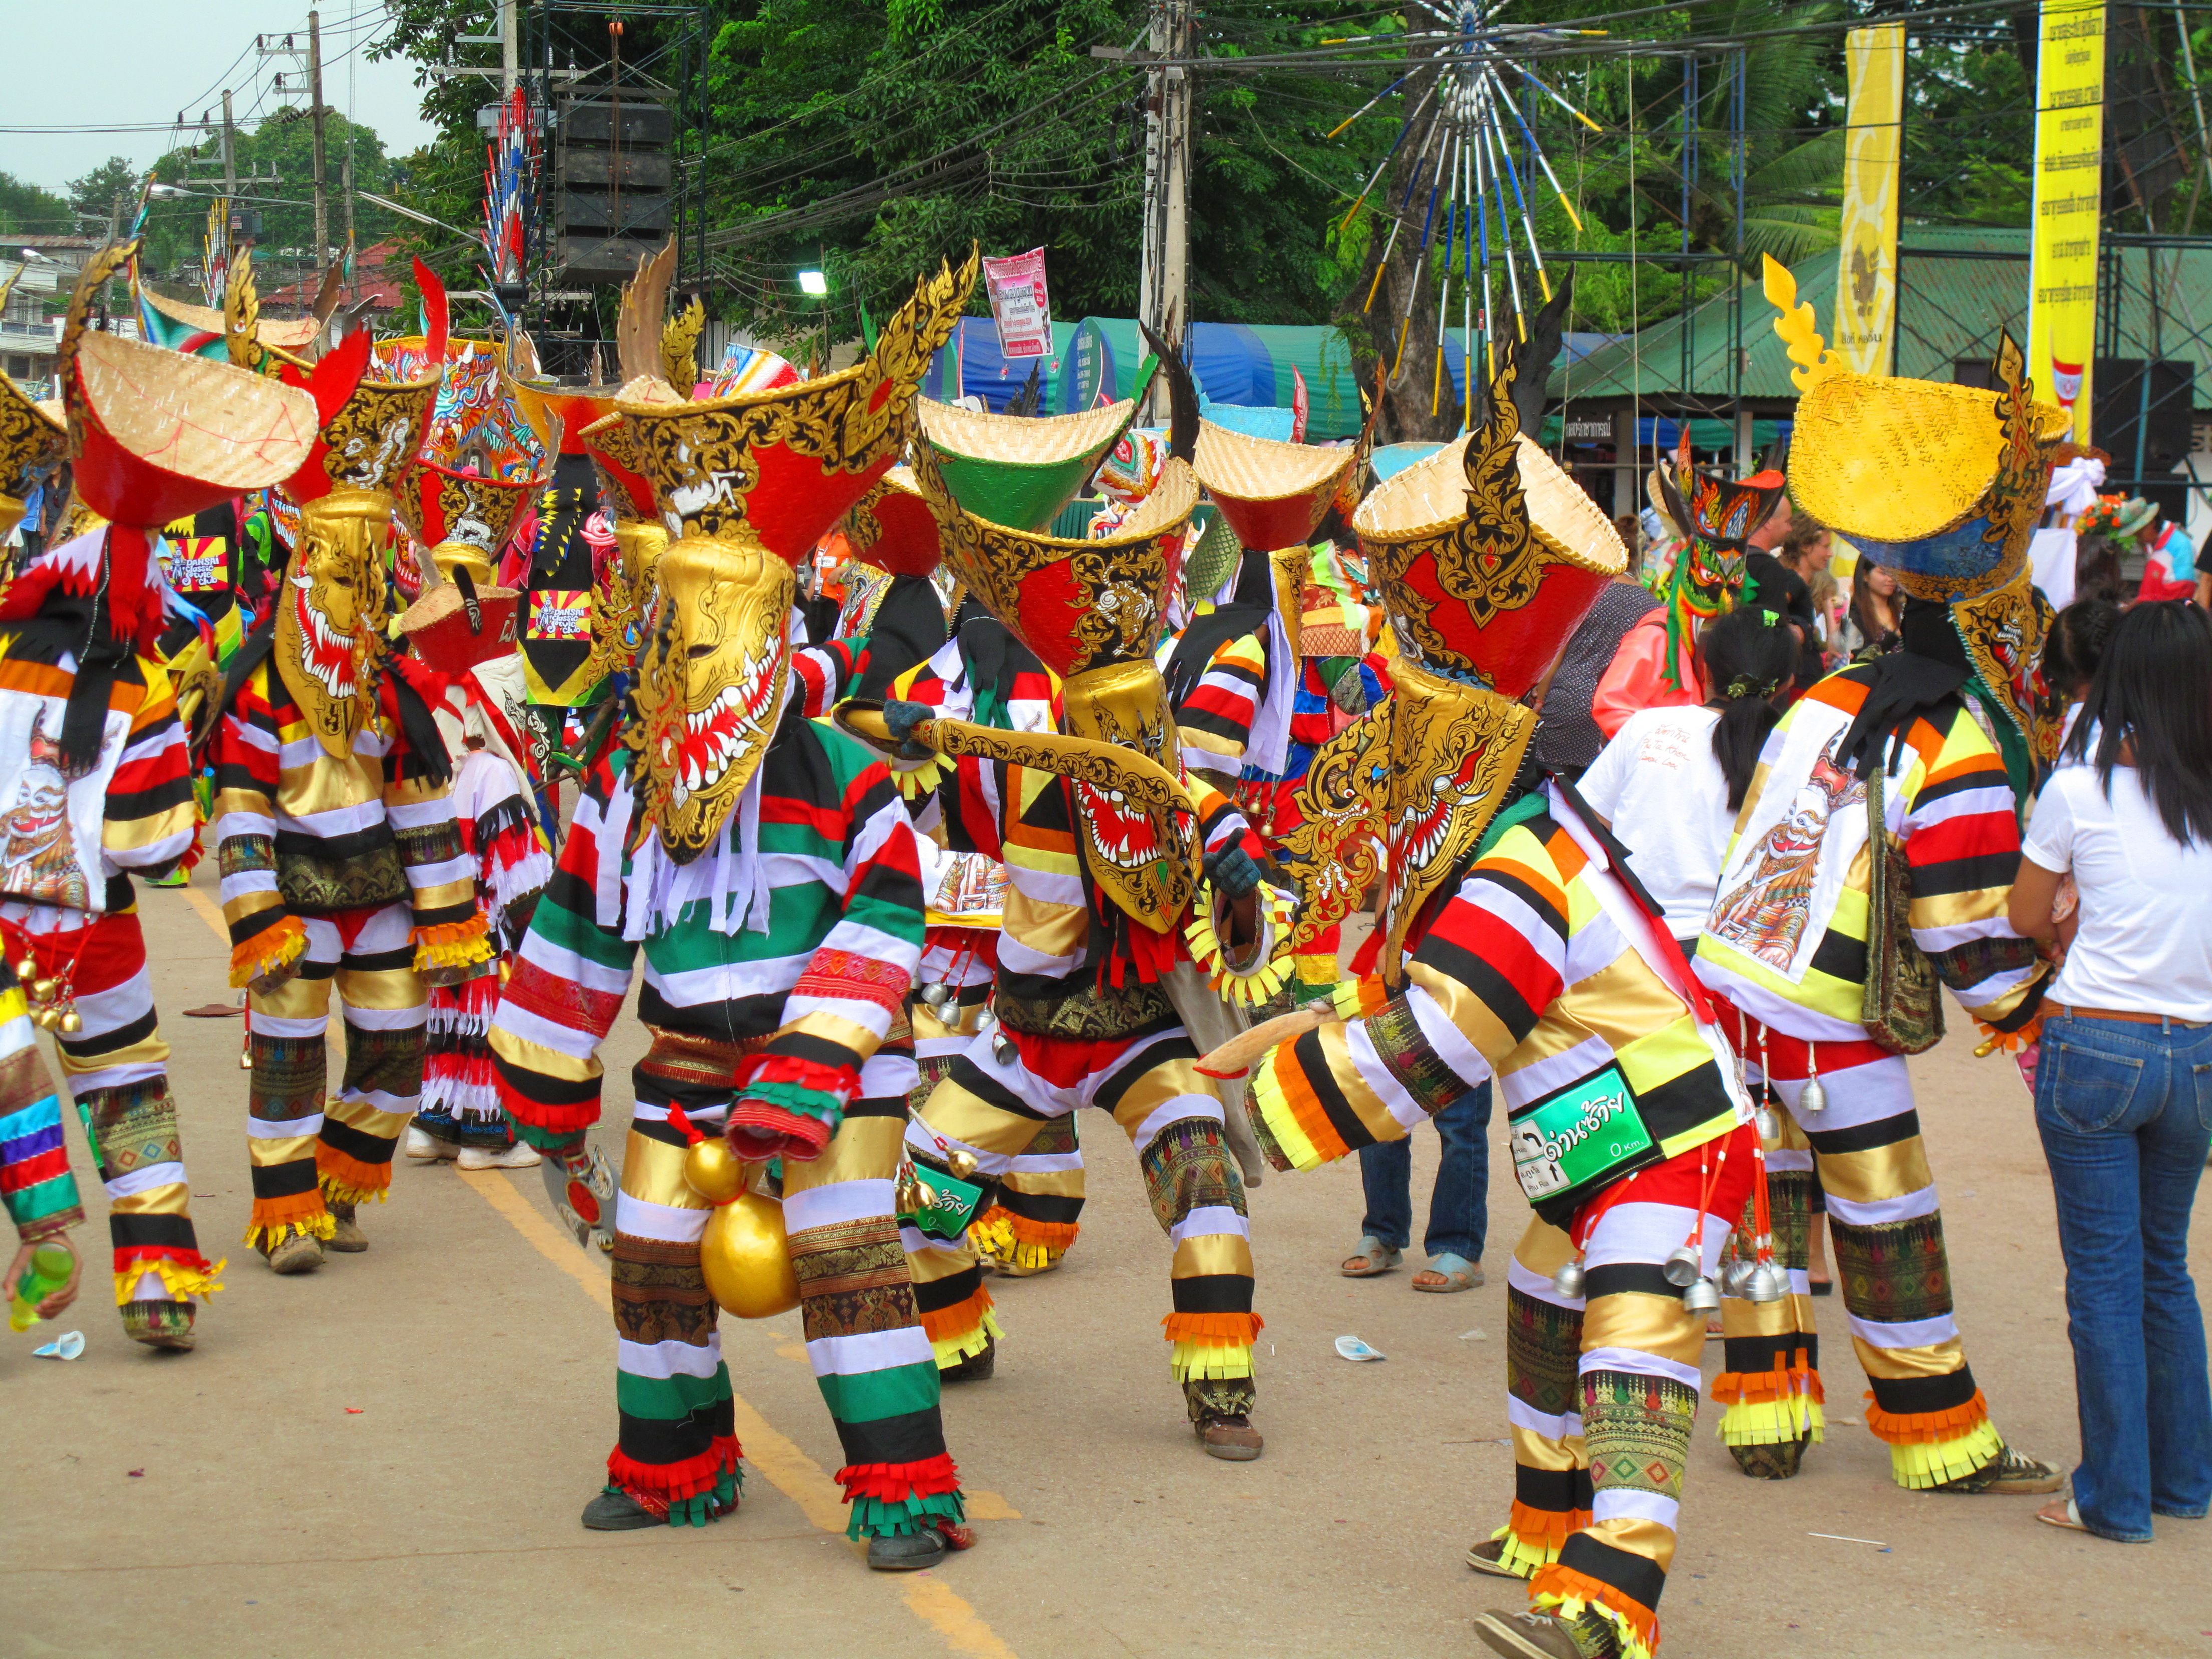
1341, 1238, 1403, 1277
1412, 1252, 1482, 1292
2037, 1498, 2090, 1533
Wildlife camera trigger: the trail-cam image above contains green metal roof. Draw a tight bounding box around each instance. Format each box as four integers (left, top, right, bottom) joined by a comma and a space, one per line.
1545, 226, 2212, 403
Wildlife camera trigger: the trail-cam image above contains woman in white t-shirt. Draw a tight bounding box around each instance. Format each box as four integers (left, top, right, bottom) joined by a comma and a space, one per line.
1577, 605, 1798, 949
2010, 599, 2212, 1545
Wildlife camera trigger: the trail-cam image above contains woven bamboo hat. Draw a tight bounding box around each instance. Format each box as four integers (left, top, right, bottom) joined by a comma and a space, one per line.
1194, 419, 1363, 553
917, 394, 1144, 533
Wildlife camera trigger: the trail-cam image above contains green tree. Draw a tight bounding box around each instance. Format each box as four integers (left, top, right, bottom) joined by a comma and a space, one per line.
68, 156, 142, 233
0, 173, 73, 237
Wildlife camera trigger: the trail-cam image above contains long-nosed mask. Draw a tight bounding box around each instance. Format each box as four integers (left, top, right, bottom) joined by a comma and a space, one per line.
635, 531, 794, 863
275, 488, 385, 758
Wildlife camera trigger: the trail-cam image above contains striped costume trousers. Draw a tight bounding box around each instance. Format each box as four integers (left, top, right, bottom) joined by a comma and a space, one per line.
6, 897, 221, 1343
1719, 1003, 2006, 1489
1488, 1128, 1756, 1659
609, 1089, 963, 1537
245, 900, 426, 1248
905, 1015, 1258, 1417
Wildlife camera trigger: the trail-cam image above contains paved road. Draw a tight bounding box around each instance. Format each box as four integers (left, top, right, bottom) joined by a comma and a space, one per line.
5, 864, 2206, 1657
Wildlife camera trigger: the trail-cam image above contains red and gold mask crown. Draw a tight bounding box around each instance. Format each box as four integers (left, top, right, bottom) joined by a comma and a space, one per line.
618, 245, 976, 863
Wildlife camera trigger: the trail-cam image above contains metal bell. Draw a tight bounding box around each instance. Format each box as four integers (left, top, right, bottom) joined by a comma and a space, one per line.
945, 1148, 979, 1182
1680, 1275, 1722, 1314
1746, 1262, 1789, 1304
1798, 1073, 1828, 1115
1753, 1102, 1780, 1141
57, 1010, 81, 1034
13, 955, 36, 982
30, 977, 55, 1002
991, 1031, 1016, 1066
1718, 1257, 1755, 1298
1662, 1243, 1705, 1288
238, 1051, 255, 1070
919, 982, 953, 1010
1551, 1256, 1587, 1299
32, 1007, 58, 1031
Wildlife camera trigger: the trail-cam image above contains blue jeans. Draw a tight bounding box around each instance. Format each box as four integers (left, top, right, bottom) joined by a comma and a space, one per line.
1357, 1081, 1491, 1262
2034, 1013, 2212, 1541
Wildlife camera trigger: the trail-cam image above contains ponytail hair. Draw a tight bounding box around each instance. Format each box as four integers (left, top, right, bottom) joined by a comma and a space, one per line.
2042, 597, 2119, 701
1699, 606, 1797, 811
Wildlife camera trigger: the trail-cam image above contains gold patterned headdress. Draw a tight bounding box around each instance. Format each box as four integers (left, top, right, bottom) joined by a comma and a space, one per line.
618, 248, 975, 863
1763, 255, 2067, 605
1284, 322, 1625, 981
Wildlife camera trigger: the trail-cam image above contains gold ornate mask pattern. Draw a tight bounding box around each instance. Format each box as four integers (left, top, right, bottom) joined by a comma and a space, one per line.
634, 533, 795, 864
274, 487, 387, 759
1058, 660, 1195, 932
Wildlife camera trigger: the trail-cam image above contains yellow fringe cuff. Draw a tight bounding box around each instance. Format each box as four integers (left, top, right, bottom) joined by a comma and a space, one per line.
412, 916, 494, 974
230, 914, 307, 989
926, 1305, 1003, 1370
1169, 1337, 1255, 1382
1489, 1520, 1559, 1578
317, 1168, 392, 1208
1887, 1416, 2005, 1490
1529, 1592, 1655, 1659
1716, 1392, 1827, 1448
112, 1257, 228, 1307
243, 1213, 337, 1251
1330, 975, 1388, 1021
1248, 1051, 1326, 1171
1183, 881, 1297, 1008
969, 1208, 1077, 1271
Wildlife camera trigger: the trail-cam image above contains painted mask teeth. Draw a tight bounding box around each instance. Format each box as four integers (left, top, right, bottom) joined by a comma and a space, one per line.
293, 575, 358, 700
668, 631, 778, 805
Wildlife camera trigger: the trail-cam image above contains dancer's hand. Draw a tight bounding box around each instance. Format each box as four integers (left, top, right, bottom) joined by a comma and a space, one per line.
3, 1233, 81, 1319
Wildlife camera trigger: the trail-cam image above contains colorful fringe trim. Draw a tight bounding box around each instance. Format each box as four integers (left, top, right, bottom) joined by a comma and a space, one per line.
1168, 1338, 1257, 1382
1184, 881, 1297, 1007
1506, 1500, 1594, 1554
608, 1434, 744, 1509
969, 1205, 1078, 1270
411, 916, 494, 975
918, 1284, 1002, 1368
230, 914, 307, 989
316, 1145, 393, 1206
111, 1253, 226, 1306
244, 1189, 336, 1251
1863, 1385, 1989, 1445
1530, 1564, 1658, 1659
727, 1055, 857, 1161
1879, 1412, 2005, 1491
1248, 1050, 1334, 1171
835, 1453, 966, 1539
1162, 1311, 1264, 1345
1712, 1357, 1826, 1448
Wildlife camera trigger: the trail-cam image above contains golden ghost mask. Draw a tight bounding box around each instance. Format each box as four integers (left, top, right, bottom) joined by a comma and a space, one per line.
275, 487, 387, 759
636, 530, 795, 864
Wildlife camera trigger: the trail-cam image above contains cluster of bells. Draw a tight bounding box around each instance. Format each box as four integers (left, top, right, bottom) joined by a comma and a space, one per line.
892, 1145, 979, 1220
14, 956, 81, 1034
1550, 1087, 1813, 1314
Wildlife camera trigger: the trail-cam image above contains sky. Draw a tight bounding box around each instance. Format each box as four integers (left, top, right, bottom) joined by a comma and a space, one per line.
4, 2, 446, 195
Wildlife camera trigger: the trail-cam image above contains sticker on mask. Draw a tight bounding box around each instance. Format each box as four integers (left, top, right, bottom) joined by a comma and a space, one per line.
527, 590, 592, 639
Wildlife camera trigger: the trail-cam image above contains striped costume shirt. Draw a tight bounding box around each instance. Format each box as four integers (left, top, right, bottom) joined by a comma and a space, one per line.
211, 661, 474, 958
1694, 663, 2048, 1040
1256, 785, 1743, 1221
489, 710, 924, 1142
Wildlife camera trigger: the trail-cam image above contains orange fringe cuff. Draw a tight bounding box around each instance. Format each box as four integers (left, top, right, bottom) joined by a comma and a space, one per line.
1712, 1354, 1825, 1406
230, 914, 307, 989
1863, 1386, 1989, 1446
918, 1283, 995, 1345
1530, 1563, 1660, 1659
989, 1209, 1080, 1250
412, 916, 493, 974
607, 1435, 743, 1504
1161, 1311, 1264, 1345
1508, 1499, 1594, 1551
316, 1145, 393, 1207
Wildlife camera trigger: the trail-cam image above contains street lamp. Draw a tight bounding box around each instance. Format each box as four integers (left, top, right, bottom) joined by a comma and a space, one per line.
796, 268, 828, 297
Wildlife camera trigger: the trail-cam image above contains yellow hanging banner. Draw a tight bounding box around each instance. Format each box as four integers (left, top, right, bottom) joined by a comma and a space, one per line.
2027, 0, 2106, 441
1833, 24, 1905, 376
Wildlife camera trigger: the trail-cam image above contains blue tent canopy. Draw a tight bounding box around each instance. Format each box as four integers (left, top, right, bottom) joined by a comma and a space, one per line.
921, 317, 1079, 410
1045, 318, 1367, 440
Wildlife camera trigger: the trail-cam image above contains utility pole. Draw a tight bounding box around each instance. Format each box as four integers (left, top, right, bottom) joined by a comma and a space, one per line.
1135, 0, 1193, 419
221, 89, 238, 197
502, 0, 519, 96
308, 10, 329, 271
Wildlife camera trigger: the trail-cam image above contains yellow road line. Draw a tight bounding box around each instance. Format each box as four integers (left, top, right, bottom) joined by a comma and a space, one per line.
179, 884, 1018, 1654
